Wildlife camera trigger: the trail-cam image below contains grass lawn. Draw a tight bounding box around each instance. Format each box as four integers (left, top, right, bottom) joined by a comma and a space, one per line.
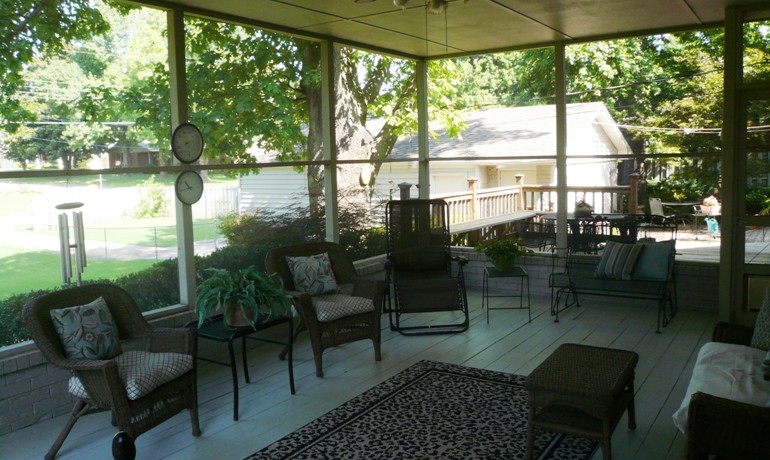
1, 172, 237, 189
36, 218, 219, 247
0, 174, 232, 300
0, 248, 157, 301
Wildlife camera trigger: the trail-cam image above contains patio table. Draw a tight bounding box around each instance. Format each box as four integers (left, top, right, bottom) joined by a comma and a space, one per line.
185, 315, 295, 421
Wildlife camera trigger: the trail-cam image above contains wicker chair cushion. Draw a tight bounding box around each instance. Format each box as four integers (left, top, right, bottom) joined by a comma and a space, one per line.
68, 350, 193, 401
311, 294, 374, 322
751, 288, 770, 351
672, 341, 770, 433
50, 296, 122, 360
286, 252, 338, 294
595, 240, 643, 280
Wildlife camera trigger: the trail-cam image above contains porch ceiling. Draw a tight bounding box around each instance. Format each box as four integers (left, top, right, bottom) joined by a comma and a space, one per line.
141, 0, 763, 59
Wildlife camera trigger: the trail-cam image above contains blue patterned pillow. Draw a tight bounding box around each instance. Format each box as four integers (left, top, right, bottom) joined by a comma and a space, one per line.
751, 288, 770, 351
285, 252, 338, 295
595, 240, 643, 280
50, 296, 122, 360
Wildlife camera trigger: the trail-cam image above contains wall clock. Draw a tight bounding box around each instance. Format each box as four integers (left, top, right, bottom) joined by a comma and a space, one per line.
171, 122, 204, 164
175, 170, 204, 205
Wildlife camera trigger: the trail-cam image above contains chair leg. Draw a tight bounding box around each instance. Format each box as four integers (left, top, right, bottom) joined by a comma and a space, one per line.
189, 393, 201, 436
189, 408, 201, 437
314, 352, 324, 378
373, 338, 382, 361
46, 399, 88, 460
112, 431, 136, 460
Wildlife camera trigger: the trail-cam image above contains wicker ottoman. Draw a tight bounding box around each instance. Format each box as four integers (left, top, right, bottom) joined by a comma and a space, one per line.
525, 343, 639, 460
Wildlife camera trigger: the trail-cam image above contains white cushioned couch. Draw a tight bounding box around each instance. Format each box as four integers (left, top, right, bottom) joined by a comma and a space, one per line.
673, 321, 770, 460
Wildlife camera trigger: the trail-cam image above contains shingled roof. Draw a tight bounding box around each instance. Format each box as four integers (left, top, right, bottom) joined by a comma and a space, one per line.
389, 102, 631, 160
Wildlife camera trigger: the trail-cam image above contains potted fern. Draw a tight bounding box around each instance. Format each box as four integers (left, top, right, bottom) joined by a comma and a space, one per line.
195, 266, 292, 329
475, 237, 533, 272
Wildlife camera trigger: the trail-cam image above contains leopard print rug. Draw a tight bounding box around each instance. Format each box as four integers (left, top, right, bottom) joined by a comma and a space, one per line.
247, 360, 598, 460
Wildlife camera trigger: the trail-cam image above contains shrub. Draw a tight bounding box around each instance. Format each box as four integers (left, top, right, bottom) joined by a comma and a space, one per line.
198, 244, 268, 272
134, 176, 169, 218
218, 191, 386, 261
746, 185, 770, 216
113, 259, 179, 310
646, 177, 710, 202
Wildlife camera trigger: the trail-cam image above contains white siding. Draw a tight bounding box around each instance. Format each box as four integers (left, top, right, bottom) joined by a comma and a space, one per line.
239, 168, 308, 213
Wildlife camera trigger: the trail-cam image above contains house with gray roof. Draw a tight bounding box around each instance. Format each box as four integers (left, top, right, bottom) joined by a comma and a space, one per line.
379, 101, 631, 194
240, 102, 632, 212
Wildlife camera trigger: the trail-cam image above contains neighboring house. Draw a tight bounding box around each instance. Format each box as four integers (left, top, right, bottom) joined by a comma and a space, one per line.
106, 140, 161, 168
240, 102, 632, 213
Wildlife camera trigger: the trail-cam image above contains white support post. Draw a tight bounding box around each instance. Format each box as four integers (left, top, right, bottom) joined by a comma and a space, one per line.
167, 7, 196, 307
416, 59, 430, 199
555, 42, 568, 252
321, 40, 339, 242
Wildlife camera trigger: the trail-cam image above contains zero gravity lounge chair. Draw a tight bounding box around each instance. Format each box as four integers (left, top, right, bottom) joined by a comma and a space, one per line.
385, 199, 469, 335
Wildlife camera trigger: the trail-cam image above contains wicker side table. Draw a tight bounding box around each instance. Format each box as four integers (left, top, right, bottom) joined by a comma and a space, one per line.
525, 343, 639, 460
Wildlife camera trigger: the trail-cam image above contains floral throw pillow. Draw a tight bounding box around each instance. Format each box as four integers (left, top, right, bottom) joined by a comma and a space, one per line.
50, 296, 122, 360
285, 252, 338, 295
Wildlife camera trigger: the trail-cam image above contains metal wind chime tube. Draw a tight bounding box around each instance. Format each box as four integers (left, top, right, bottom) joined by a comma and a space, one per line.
57, 202, 87, 286
58, 213, 71, 284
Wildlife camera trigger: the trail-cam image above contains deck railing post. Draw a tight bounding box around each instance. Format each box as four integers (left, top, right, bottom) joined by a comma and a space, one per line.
629, 173, 640, 214
468, 177, 478, 219
515, 174, 525, 211
398, 182, 412, 201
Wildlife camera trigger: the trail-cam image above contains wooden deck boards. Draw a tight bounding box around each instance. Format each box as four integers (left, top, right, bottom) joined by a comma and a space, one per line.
1, 290, 718, 460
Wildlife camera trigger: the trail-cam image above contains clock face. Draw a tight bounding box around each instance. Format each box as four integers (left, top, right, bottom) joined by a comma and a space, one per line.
171, 122, 204, 164
175, 170, 204, 205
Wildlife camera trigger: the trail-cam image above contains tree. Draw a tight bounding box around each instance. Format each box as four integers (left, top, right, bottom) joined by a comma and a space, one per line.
0, 0, 109, 126
108, 16, 465, 212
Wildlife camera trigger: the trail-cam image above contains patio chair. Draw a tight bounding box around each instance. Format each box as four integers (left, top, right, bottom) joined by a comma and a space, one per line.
639, 198, 677, 240
385, 199, 469, 335
516, 218, 556, 251
22, 283, 200, 460
567, 215, 609, 254
549, 246, 579, 320
264, 241, 384, 377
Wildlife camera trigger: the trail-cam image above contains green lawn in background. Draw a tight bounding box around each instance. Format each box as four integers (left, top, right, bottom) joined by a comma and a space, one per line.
37, 219, 219, 247
0, 248, 157, 300
0, 174, 232, 300
2, 172, 237, 189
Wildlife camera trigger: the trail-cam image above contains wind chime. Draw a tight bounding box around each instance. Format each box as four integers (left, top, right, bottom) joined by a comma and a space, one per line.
56, 201, 87, 286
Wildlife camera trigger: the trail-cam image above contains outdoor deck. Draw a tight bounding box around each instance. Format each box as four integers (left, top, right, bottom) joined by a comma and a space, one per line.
2, 290, 718, 460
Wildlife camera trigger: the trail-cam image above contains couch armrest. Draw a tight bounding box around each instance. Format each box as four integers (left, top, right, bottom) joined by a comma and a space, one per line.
687, 391, 770, 460
712, 322, 754, 345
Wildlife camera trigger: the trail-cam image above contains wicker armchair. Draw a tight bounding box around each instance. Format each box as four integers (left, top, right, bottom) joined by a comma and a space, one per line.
265, 241, 384, 377
23, 284, 201, 460
686, 322, 770, 460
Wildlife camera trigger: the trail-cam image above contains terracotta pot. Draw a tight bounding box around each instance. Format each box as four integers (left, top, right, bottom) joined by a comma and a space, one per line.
225, 306, 256, 328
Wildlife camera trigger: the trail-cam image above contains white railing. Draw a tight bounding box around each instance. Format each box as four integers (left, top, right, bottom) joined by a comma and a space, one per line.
432, 185, 523, 224
431, 184, 635, 226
